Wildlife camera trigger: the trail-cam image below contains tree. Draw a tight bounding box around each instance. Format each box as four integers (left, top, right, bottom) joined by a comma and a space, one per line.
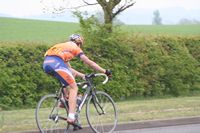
93, 11, 125, 25
82, 0, 135, 32
152, 10, 162, 25
41, 0, 135, 32
179, 18, 200, 25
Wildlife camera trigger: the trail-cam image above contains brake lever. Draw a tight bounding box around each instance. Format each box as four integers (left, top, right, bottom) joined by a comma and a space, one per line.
85, 73, 95, 79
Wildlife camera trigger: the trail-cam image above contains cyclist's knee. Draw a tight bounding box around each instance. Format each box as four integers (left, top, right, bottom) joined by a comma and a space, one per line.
69, 83, 78, 90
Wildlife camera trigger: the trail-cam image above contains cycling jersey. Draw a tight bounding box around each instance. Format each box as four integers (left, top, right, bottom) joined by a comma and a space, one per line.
44, 41, 84, 62
43, 41, 84, 86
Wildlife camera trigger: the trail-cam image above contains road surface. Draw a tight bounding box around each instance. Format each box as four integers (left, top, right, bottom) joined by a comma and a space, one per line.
114, 123, 200, 133
17, 116, 200, 133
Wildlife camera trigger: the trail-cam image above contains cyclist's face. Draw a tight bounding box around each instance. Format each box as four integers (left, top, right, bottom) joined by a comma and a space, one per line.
75, 38, 84, 48
77, 42, 83, 48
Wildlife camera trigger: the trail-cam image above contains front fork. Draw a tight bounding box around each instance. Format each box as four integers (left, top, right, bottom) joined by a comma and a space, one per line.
91, 91, 105, 115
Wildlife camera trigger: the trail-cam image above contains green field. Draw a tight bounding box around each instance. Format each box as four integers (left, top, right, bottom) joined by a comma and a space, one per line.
0, 17, 200, 44
123, 24, 200, 35
0, 17, 79, 43
1, 96, 200, 132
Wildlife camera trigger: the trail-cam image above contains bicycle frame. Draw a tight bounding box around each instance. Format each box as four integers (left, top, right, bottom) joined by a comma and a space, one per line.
46, 74, 104, 129
76, 74, 106, 115
52, 73, 108, 116
77, 76, 94, 113
35, 73, 117, 133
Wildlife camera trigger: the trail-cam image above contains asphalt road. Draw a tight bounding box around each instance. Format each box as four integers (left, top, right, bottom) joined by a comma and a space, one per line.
17, 116, 200, 133
114, 124, 200, 133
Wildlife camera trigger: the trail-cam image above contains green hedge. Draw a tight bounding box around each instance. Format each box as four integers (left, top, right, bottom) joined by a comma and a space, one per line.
0, 35, 200, 109
0, 45, 59, 109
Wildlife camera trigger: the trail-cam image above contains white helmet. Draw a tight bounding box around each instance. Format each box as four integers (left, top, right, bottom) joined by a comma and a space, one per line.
69, 34, 84, 46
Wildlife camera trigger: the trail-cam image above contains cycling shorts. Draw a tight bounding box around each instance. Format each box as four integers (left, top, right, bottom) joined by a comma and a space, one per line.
43, 56, 75, 86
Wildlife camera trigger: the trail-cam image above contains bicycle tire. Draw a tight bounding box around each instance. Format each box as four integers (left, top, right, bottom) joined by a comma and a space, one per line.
35, 94, 70, 133
86, 91, 118, 133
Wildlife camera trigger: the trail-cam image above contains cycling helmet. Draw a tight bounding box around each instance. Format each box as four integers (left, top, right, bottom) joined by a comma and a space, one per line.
69, 34, 84, 46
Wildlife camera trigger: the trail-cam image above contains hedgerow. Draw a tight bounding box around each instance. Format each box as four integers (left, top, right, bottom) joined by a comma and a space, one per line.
0, 34, 200, 110
1, 14, 200, 109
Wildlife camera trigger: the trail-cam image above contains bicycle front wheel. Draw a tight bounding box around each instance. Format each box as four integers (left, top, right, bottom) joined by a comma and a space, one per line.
86, 91, 118, 133
35, 94, 69, 133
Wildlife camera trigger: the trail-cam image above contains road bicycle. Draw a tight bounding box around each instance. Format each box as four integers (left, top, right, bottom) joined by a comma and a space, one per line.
35, 73, 118, 133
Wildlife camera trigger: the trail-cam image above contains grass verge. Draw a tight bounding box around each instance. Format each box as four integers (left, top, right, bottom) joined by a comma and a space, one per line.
0, 96, 200, 133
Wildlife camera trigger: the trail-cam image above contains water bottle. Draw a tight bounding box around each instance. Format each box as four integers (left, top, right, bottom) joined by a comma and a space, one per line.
77, 94, 82, 107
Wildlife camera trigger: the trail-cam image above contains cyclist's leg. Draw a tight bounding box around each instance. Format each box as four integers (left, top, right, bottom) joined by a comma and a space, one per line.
63, 87, 69, 99
43, 56, 78, 123
67, 83, 78, 121
55, 70, 78, 123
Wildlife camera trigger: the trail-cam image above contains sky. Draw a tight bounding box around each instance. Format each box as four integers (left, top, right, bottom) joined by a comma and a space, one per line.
0, 0, 199, 24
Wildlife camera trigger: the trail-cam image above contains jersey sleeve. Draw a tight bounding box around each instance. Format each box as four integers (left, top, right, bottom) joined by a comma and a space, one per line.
75, 46, 84, 57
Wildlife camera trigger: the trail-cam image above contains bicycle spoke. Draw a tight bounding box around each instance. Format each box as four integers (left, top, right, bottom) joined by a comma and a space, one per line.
36, 94, 69, 133
86, 91, 117, 133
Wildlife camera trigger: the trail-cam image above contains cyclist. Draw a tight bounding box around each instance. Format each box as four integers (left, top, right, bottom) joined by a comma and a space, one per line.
43, 34, 111, 124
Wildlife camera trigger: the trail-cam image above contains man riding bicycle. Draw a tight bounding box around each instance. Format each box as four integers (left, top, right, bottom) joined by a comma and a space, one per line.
43, 34, 111, 124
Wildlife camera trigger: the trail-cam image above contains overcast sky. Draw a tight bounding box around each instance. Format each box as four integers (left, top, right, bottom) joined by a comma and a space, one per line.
0, 0, 199, 24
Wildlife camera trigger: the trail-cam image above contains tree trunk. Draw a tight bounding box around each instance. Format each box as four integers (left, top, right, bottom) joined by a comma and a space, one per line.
82, 0, 135, 33
97, 0, 115, 32
103, 7, 113, 32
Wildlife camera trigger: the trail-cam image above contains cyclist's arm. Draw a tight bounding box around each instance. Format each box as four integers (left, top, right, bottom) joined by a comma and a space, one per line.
80, 54, 106, 73
65, 61, 84, 78
70, 67, 85, 79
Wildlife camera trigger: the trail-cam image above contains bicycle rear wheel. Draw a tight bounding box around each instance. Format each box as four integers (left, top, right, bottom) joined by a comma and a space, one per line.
35, 94, 69, 133
86, 91, 118, 133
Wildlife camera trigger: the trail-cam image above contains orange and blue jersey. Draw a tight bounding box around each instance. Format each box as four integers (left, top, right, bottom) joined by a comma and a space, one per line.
43, 42, 84, 86
44, 42, 84, 61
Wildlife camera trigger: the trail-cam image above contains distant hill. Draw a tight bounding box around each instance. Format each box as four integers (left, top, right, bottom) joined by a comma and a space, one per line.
0, 13, 12, 17
122, 24, 200, 36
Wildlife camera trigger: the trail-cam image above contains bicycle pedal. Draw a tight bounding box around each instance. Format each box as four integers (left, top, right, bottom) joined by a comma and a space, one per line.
72, 123, 82, 131
73, 126, 82, 131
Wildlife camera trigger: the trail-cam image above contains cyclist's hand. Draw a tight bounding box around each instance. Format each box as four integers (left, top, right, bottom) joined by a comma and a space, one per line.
82, 74, 86, 80
105, 70, 112, 77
